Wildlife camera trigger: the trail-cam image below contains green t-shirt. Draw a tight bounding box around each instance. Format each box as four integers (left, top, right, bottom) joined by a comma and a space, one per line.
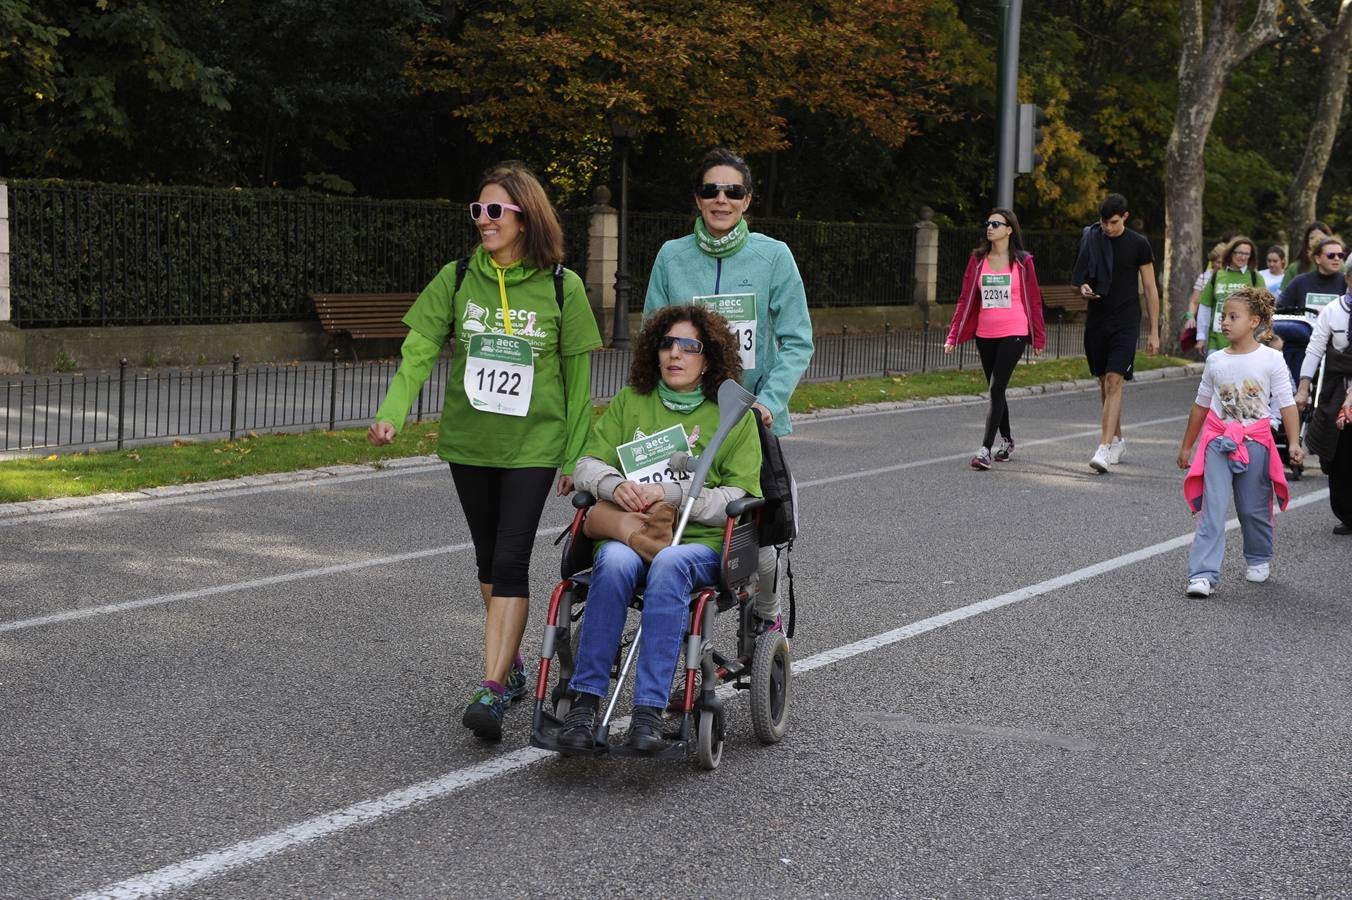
399, 247, 602, 467
1200, 267, 1261, 353
583, 387, 763, 553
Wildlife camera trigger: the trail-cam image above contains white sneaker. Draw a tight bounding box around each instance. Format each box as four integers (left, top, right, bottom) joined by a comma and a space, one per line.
1090, 444, 1111, 473
1245, 563, 1270, 583
1107, 437, 1126, 464
1186, 577, 1213, 597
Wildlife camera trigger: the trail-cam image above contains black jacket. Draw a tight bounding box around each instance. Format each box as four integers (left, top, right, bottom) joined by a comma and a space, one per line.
1070, 223, 1111, 296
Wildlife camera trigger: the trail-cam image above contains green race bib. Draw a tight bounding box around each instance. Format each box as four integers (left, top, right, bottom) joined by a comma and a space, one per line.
692, 293, 757, 369
615, 424, 692, 485
981, 273, 1012, 309
1305, 292, 1339, 310
463, 333, 534, 417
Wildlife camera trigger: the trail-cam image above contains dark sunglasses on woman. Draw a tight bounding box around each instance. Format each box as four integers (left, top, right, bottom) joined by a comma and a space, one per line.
658, 335, 704, 354
469, 201, 523, 221
697, 183, 748, 201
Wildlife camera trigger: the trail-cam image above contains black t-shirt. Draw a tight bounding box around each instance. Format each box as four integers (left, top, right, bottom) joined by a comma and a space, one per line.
1090, 229, 1154, 330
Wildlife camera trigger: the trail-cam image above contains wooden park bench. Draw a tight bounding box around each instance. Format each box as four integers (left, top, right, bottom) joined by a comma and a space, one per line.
309, 292, 417, 359
1040, 283, 1088, 318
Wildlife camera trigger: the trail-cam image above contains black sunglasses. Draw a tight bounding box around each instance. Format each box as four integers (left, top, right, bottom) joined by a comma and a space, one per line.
697, 183, 748, 200
1325, 252, 1346, 260
984, 220, 1008, 229
658, 335, 704, 354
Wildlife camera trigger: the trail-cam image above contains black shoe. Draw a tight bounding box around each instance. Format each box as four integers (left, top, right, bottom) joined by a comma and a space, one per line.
556, 705, 597, 754
1334, 523, 1352, 535
626, 706, 667, 753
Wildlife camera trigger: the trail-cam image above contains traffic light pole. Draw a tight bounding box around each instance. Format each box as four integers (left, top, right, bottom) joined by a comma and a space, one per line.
995, 0, 1023, 209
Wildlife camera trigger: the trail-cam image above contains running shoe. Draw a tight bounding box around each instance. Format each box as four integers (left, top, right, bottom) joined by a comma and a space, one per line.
970, 447, 993, 470
1090, 444, 1111, 473
1186, 577, 1213, 598
503, 659, 529, 705
461, 686, 506, 741
1245, 563, 1270, 583
994, 437, 1015, 462
1107, 437, 1126, 465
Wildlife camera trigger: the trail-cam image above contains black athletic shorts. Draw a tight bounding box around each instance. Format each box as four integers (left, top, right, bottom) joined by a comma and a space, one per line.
1083, 323, 1137, 380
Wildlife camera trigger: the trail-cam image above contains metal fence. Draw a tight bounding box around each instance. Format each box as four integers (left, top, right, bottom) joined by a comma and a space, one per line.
936, 227, 1166, 305
2, 320, 1105, 452
625, 213, 916, 310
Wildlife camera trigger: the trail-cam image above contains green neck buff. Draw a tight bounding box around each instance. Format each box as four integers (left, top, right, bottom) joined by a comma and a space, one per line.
657, 381, 707, 413
694, 218, 749, 258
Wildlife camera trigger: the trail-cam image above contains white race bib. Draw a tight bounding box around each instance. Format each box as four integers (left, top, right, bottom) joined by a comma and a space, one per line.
463, 333, 534, 417
616, 424, 692, 485
981, 273, 1012, 309
692, 293, 757, 370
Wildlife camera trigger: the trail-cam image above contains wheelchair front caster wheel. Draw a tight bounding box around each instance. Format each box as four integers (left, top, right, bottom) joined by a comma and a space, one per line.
695, 707, 724, 770
750, 630, 791, 744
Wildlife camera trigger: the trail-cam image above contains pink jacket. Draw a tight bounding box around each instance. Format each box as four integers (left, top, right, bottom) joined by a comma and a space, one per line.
945, 251, 1047, 350
1183, 411, 1289, 514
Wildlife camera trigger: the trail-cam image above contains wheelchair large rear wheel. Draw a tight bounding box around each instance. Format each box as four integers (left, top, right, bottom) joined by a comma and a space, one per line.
695, 707, 724, 770
750, 630, 791, 743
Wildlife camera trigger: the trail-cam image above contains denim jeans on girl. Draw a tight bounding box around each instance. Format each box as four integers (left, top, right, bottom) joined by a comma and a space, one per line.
1187, 437, 1274, 584
569, 540, 720, 709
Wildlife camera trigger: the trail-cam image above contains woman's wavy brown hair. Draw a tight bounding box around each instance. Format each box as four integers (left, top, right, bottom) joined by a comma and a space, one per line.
629, 305, 743, 401
478, 161, 564, 269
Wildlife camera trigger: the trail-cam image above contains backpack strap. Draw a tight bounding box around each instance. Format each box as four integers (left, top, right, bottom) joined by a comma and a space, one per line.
453, 256, 470, 295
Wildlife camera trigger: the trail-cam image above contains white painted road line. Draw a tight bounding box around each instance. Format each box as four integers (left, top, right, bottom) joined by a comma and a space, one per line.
74, 488, 1330, 900
0, 416, 1196, 635
797, 414, 1186, 487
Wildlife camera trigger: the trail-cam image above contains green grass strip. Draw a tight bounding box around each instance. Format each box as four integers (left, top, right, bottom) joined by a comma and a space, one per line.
1, 353, 1188, 503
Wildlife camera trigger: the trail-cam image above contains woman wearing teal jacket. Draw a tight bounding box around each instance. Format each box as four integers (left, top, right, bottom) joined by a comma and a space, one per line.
369, 162, 602, 741
1197, 235, 1265, 355
642, 148, 814, 632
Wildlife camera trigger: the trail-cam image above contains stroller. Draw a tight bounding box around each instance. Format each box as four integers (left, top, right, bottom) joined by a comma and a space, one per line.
1271, 304, 1331, 479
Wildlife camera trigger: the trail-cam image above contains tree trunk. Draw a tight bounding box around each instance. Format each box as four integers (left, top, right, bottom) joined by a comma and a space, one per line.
1163, 0, 1281, 351
1285, 2, 1352, 246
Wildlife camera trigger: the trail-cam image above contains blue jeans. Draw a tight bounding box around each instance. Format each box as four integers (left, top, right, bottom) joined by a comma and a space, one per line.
1188, 438, 1274, 584
569, 540, 720, 709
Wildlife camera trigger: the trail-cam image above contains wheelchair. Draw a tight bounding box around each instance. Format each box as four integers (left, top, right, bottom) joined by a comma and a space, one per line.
528, 490, 791, 770
1272, 308, 1319, 479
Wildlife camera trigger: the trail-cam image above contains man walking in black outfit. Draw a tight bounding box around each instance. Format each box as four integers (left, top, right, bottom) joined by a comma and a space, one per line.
1071, 193, 1161, 473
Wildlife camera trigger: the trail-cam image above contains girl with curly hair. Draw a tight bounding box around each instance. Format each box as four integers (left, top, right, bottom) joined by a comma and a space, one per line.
559, 305, 763, 752
1178, 286, 1302, 597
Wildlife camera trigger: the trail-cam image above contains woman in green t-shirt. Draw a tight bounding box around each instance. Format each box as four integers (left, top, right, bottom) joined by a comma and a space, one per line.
368, 162, 602, 742
1196, 235, 1265, 355
557, 306, 763, 754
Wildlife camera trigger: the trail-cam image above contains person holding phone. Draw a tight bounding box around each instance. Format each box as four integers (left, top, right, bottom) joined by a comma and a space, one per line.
1070, 193, 1161, 473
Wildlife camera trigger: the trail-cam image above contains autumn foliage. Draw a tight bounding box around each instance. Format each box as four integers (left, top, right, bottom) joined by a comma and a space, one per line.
407, 0, 956, 156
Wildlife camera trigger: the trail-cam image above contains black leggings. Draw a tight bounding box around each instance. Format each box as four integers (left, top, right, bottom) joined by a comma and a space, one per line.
448, 463, 556, 597
976, 335, 1027, 449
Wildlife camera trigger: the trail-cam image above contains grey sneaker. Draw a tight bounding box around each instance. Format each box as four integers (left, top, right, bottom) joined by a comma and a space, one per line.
994, 437, 1015, 462
503, 659, 528, 705
970, 447, 993, 470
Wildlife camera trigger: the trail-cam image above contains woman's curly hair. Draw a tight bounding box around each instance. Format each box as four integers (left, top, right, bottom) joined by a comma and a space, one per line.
629, 305, 744, 401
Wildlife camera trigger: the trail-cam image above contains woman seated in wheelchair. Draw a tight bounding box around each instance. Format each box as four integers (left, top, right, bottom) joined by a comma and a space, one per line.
560, 304, 763, 753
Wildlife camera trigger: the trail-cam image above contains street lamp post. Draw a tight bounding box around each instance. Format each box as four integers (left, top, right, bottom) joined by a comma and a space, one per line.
611, 124, 634, 348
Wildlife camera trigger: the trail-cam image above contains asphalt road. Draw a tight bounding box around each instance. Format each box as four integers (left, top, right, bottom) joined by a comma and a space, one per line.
2, 374, 1349, 899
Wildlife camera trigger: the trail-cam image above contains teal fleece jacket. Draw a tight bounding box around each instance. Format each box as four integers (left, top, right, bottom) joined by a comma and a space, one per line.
642, 231, 814, 436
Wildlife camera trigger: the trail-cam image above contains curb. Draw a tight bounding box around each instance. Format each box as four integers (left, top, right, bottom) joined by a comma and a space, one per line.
2, 364, 1204, 518
793, 363, 1203, 422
